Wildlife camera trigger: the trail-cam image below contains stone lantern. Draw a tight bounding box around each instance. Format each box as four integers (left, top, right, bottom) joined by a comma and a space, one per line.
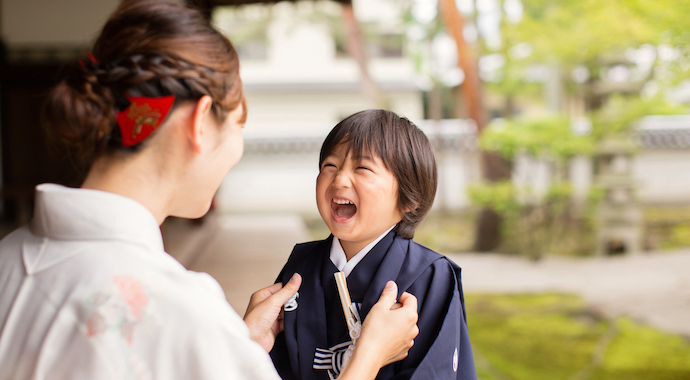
594, 135, 643, 255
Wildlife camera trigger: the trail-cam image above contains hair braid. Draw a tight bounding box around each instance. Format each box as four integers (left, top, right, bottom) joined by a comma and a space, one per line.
99, 53, 229, 119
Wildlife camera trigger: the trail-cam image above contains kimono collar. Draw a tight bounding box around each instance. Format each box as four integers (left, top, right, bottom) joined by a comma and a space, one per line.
30, 184, 164, 253
329, 225, 396, 277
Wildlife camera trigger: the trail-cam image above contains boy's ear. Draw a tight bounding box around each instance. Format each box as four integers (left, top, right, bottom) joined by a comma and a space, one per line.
400, 202, 416, 214
189, 95, 214, 154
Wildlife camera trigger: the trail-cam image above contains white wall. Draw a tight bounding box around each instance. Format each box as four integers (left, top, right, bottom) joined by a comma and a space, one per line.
217, 153, 321, 214
434, 151, 481, 210
635, 150, 690, 204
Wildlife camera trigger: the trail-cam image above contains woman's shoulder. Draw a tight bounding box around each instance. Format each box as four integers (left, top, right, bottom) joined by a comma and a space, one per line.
44, 240, 236, 329
0, 224, 32, 247
0, 226, 32, 269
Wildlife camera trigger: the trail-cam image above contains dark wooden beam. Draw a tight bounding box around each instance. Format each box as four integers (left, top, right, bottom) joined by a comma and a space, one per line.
206, 0, 350, 5
186, 0, 351, 16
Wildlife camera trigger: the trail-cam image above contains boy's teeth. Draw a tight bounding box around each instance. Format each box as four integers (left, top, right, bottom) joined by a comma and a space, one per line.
333, 199, 353, 205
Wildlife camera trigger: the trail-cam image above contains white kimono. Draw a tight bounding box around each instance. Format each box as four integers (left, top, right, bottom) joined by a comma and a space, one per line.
0, 184, 280, 380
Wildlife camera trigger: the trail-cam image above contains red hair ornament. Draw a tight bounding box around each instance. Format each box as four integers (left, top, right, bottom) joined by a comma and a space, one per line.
78, 52, 99, 67
116, 95, 175, 147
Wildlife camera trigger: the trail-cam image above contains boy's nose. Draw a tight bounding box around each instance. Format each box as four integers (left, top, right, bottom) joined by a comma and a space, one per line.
332, 170, 352, 188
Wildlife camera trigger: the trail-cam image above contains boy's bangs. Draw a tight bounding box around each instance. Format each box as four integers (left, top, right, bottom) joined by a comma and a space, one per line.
320, 114, 390, 168
344, 133, 386, 163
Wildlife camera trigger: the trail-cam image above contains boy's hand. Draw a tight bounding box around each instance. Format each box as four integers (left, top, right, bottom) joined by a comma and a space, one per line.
244, 273, 302, 352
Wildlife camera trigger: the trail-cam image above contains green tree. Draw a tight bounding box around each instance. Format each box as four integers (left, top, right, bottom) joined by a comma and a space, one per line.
497, 0, 690, 113
469, 116, 597, 258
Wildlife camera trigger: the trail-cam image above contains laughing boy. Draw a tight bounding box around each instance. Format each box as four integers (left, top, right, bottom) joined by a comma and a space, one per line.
270, 109, 476, 380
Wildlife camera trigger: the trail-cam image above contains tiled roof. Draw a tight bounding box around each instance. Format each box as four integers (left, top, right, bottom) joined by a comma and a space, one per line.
242, 119, 478, 155
635, 115, 690, 149
241, 116, 690, 155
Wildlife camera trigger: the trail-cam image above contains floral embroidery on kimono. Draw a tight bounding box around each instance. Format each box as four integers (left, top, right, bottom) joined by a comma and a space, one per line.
84, 275, 149, 344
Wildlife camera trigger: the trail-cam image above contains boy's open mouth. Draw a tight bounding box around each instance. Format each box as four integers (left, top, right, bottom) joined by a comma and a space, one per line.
332, 198, 357, 220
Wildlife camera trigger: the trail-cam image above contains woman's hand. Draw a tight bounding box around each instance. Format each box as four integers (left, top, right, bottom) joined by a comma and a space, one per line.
243, 273, 302, 352
339, 281, 419, 379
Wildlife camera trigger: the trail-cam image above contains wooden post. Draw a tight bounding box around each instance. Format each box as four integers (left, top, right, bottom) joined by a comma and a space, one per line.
438, 0, 484, 131
438, 0, 511, 251
341, 3, 388, 109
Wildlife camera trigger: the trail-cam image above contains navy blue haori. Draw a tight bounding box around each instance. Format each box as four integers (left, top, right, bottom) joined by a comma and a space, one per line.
270, 230, 477, 380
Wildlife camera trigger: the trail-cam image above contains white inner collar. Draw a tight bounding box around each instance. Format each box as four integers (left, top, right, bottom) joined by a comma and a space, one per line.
329, 225, 396, 278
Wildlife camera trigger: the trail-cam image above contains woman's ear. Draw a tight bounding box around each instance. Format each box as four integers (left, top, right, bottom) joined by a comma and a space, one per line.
190, 95, 214, 153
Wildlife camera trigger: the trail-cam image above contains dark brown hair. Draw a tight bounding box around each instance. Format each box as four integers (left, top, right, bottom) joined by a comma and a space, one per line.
43, 0, 245, 163
319, 109, 438, 239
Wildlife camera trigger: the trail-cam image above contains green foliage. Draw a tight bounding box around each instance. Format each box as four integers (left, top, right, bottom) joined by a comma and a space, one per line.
590, 95, 689, 137
468, 181, 521, 217
491, 0, 690, 118
598, 318, 690, 377
469, 181, 596, 258
481, 118, 595, 160
644, 206, 690, 250
469, 96, 687, 256
468, 181, 574, 259
667, 224, 690, 250
514, 0, 662, 65
470, 117, 599, 257
467, 293, 690, 380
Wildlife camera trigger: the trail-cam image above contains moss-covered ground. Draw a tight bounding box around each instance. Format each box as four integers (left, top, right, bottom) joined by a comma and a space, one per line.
466, 293, 690, 380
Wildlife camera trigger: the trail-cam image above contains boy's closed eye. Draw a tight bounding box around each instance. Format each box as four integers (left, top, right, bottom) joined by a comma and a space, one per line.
355, 157, 380, 173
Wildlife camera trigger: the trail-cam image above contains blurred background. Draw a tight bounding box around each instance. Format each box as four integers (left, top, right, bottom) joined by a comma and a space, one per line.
1, 0, 690, 378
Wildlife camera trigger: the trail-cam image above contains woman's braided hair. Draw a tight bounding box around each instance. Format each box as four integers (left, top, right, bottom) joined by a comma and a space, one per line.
43, 0, 244, 163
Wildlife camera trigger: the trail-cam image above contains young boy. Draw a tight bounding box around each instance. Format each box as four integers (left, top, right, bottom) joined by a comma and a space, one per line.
270, 110, 476, 380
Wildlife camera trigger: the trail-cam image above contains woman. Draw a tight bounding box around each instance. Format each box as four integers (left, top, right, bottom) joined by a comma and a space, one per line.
0, 1, 418, 379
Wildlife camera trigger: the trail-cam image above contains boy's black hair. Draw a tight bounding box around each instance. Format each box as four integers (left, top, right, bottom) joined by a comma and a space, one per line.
319, 109, 438, 239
